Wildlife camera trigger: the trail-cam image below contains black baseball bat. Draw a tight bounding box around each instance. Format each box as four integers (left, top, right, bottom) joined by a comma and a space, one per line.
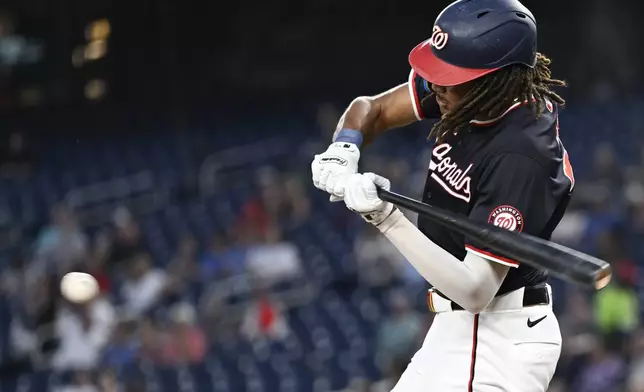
377, 188, 612, 290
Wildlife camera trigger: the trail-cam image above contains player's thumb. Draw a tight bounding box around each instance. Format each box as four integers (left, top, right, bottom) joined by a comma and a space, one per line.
365, 172, 391, 191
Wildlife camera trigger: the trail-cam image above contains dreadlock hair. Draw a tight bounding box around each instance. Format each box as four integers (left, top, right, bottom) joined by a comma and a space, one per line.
425, 52, 566, 142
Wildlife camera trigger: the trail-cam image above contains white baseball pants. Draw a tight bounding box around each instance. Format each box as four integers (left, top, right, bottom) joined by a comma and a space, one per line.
391, 285, 561, 392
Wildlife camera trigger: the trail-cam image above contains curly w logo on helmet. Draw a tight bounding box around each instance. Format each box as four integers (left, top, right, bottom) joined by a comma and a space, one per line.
429, 26, 449, 50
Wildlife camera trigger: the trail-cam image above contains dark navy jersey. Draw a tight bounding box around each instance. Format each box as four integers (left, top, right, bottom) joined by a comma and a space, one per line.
408, 70, 575, 296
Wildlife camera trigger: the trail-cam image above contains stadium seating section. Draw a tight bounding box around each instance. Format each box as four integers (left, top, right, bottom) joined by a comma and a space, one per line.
1, 100, 644, 391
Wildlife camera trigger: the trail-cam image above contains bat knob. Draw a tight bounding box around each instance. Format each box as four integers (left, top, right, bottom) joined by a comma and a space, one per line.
594, 264, 613, 291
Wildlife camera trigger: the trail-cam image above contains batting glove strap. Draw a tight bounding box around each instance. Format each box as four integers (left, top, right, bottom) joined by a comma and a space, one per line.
359, 204, 400, 229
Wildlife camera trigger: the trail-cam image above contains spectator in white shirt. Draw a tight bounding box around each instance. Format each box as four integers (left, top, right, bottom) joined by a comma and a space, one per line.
52, 296, 116, 371
245, 235, 302, 286
120, 253, 167, 317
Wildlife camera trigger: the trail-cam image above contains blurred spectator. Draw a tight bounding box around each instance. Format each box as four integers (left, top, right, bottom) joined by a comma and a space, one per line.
169, 233, 199, 277
235, 167, 281, 243
8, 272, 59, 367
87, 232, 114, 295
102, 318, 138, 368
240, 286, 289, 342
580, 194, 623, 256
596, 229, 627, 262
282, 175, 311, 227
138, 317, 163, 363
559, 289, 596, 354
590, 142, 625, 191
160, 302, 206, 364
105, 207, 148, 272
235, 166, 312, 242
625, 181, 644, 235
376, 290, 424, 383
556, 289, 597, 389
594, 260, 640, 335
199, 231, 246, 279
97, 369, 119, 392
236, 197, 272, 243
353, 227, 402, 287
238, 172, 304, 286
257, 167, 286, 220
572, 334, 627, 392
120, 253, 167, 317
163, 233, 200, 303
2, 270, 56, 378
123, 378, 147, 392
628, 328, 644, 392
86, 258, 112, 298
55, 370, 99, 392
200, 291, 238, 343
551, 208, 589, 247
341, 377, 372, 392
245, 230, 302, 285
2, 92, 644, 392
0, 130, 37, 180
33, 204, 88, 272
52, 295, 116, 371
0, 251, 25, 298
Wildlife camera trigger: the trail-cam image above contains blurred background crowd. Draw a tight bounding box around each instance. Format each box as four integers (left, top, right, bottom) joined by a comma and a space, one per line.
1, 0, 644, 391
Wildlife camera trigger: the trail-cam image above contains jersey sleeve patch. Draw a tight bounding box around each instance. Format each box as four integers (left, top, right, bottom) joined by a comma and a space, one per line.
464, 153, 560, 268
488, 205, 524, 232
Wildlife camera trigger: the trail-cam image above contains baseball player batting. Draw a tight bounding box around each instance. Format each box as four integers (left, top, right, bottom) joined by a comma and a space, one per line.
311, 0, 574, 390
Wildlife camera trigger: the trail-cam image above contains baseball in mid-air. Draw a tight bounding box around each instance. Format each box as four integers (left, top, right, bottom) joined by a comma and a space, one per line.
60, 272, 99, 303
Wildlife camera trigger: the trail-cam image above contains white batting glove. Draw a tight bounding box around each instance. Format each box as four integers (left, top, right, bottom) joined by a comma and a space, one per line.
343, 173, 402, 229
311, 142, 360, 201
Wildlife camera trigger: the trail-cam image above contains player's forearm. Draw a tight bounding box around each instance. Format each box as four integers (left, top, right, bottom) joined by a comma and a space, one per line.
333, 97, 384, 146
379, 211, 508, 313
333, 85, 417, 146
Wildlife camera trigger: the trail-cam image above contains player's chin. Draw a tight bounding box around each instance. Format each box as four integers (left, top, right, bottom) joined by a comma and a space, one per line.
436, 100, 450, 114
438, 107, 452, 116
